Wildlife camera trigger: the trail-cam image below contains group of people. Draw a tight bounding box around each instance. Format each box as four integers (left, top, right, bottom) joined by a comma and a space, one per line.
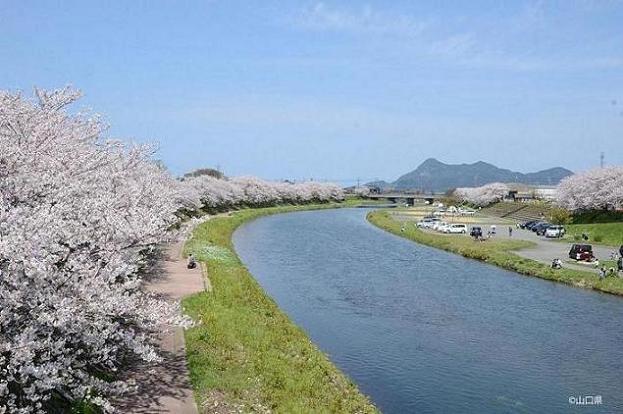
598, 245, 623, 279
471, 224, 513, 241
554, 245, 623, 279
485, 224, 516, 238
598, 262, 622, 279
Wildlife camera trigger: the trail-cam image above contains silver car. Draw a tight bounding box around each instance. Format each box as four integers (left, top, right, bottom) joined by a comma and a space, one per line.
545, 225, 565, 238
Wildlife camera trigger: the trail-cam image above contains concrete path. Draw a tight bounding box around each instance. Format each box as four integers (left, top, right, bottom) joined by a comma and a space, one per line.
115, 241, 206, 413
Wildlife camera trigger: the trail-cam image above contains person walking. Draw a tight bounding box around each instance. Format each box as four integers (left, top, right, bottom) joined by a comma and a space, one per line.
508, 226, 513, 237
491, 224, 496, 236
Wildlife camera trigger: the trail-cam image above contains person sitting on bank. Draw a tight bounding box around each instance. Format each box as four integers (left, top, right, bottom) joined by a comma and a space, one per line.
599, 266, 606, 280
187, 254, 197, 269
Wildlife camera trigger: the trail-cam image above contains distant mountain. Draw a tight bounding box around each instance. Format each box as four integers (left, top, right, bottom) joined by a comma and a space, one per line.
388, 158, 572, 192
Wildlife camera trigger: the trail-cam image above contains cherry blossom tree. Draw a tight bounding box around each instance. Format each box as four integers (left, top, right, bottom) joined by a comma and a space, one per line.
352, 186, 371, 197
556, 167, 623, 211
454, 182, 509, 206
0, 86, 344, 412
0, 88, 190, 413
183, 174, 243, 211
230, 176, 282, 207
183, 176, 344, 211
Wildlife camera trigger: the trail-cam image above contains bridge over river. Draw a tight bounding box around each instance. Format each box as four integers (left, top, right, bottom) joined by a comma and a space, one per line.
366, 192, 444, 205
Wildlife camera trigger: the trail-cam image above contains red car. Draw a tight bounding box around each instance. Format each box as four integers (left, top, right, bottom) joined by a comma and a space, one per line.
568, 244, 595, 262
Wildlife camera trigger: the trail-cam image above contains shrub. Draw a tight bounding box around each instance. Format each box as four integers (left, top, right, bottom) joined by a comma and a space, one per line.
549, 207, 572, 224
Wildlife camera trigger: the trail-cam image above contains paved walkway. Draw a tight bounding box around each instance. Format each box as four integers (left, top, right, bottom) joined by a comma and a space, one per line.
115, 240, 206, 413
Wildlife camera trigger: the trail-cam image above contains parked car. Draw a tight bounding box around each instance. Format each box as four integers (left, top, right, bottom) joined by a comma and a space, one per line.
417, 217, 440, 228
525, 221, 543, 231
416, 218, 433, 228
519, 220, 538, 229
569, 244, 596, 262
439, 223, 452, 233
433, 221, 448, 231
459, 208, 476, 216
446, 224, 468, 234
545, 225, 565, 238
530, 221, 548, 232
534, 222, 552, 236
470, 226, 483, 238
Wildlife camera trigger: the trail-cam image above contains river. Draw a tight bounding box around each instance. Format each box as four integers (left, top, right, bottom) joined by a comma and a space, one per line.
232, 208, 623, 413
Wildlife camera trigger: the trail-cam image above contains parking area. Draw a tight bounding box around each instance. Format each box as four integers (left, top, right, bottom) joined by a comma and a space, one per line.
390, 205, 613, 273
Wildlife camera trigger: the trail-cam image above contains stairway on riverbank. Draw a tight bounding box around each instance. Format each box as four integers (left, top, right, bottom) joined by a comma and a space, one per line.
482, 202, 552, 222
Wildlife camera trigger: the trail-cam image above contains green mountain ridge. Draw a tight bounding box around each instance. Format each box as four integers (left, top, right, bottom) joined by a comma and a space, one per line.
367, 158, 573, 192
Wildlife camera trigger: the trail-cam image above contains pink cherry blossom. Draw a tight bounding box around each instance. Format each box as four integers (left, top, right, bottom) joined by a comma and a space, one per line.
556, 167, 623, 211
454, 183, 509, 206
0, 87, 344, 412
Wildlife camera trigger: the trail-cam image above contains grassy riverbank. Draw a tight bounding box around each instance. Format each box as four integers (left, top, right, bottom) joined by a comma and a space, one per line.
563, 223, 623, 247
367, 210, 623, 296
182, 204, 378, 413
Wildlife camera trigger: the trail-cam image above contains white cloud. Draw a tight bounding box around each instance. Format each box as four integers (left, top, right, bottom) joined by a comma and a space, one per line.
295, 2, 429, 38
288, 2, 623, 72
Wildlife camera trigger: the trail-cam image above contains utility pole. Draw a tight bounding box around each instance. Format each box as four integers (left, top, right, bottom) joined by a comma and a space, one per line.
600, 152, 605, 168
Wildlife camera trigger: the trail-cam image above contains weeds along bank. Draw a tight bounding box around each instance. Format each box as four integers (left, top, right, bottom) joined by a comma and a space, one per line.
367, 210, 623, 297
182, 205, 378, 413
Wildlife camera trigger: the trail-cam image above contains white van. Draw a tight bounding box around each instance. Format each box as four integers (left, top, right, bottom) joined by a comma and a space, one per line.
446, 224, 468, 234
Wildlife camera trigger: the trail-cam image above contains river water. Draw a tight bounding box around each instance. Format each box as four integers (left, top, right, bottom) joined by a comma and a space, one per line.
232, 208, 623, 413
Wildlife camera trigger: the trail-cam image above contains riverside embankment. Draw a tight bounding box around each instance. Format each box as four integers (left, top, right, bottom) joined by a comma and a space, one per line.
182, 204, 378, 413
367, 210, 623, 296
232, 208, 623, 413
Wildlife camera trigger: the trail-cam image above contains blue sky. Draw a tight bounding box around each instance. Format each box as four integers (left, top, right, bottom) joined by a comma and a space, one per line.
2, 1, 622, 184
